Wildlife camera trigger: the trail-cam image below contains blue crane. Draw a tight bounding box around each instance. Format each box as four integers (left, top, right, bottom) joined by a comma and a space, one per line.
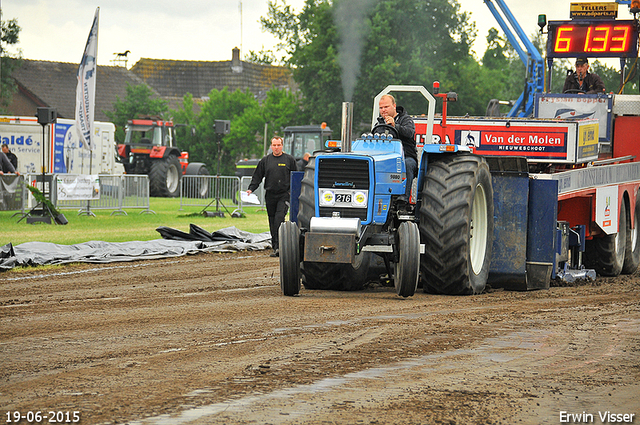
484, 0, 545, 117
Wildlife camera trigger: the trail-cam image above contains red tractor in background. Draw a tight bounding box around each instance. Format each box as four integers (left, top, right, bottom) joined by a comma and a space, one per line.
117, 118, 209, 197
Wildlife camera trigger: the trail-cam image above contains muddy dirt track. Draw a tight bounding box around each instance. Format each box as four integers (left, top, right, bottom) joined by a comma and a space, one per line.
1, 250, 638, 425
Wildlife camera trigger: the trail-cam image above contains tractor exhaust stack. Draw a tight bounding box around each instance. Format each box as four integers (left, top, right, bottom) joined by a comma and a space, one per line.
341, 102, 354, 153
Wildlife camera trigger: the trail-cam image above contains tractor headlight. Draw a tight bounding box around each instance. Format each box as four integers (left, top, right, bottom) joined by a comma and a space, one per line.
320, 190, 335, 206
352, 191, 367, 207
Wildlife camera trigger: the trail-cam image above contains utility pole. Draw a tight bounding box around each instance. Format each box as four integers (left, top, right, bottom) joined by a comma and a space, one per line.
239, 1, 243, 58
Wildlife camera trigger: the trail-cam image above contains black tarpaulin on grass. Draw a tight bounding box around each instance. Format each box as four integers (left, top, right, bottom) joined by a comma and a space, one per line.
0, 226, 271, 271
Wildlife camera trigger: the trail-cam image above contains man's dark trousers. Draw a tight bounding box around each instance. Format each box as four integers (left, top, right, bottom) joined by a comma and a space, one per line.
265, 191, 289, 250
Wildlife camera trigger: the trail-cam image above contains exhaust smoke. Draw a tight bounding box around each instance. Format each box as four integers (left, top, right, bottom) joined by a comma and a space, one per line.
334, 0, 377, 102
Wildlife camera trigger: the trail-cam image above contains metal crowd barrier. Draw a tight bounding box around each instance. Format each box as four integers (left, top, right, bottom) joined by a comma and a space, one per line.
17, 173, 153, 216
180, 175, 244, 214
55, 174, 154, 216
114, 174, 154, 215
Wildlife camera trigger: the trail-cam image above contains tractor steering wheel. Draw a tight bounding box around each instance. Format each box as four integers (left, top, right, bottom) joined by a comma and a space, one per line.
563, 89, 586, 94
371, 123, 399, 139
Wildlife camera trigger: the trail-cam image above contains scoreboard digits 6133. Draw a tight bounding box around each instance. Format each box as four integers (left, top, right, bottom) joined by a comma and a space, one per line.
547, 20, 639, 58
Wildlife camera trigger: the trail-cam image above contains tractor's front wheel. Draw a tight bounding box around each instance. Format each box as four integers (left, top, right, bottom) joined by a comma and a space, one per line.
419, 154, 494, 295
394, 221, 420, 297
279, 221, 301, 296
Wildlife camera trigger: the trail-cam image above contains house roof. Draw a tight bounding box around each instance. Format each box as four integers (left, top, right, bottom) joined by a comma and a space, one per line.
10, 59, 153, 121
8, 49, 295, 122
130, 48, 295, 102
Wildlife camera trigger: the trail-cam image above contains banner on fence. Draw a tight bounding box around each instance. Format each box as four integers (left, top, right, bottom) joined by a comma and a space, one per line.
57, 174, 100, 201
0, 175, 23, 211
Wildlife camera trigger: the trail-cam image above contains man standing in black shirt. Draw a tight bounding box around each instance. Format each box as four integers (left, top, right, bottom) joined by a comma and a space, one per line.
247, 136, 298, 257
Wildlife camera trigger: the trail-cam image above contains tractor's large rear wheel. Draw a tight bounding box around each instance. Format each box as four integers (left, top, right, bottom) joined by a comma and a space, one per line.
150, 155, 181, 197
279, 221, 301, 296
622, 192, 640, 274
419, 154, 494, 295
585, 200, 627, 276
298, 156, 376, 291
395, 221, 420, 297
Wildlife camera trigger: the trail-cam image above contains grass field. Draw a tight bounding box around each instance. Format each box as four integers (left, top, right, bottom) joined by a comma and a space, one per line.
1, 198, 271, 246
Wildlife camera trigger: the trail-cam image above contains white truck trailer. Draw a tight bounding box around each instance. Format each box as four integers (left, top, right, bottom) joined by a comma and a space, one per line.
0, 116, 123, 175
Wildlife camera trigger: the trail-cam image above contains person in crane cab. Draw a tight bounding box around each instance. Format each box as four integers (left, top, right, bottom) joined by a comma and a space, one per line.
377, 94, 416, 208
562, 57, 605, 94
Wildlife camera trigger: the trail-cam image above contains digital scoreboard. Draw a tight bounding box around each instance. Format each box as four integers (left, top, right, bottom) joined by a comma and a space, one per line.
547, 20, 639, 58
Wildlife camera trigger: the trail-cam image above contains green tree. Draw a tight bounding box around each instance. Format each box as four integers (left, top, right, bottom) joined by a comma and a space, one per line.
261, 0, 478, 131
186, 88, 261, 175
105, 83, 168, 141
261, 86, 304, 134
482, 28, 508, 70
477, 28, 512, 115
590, 60, 633, 94
171, 92, 201, 161
169, 87, 304, 175
244, 50, 277, 65
0, 18, 22, 111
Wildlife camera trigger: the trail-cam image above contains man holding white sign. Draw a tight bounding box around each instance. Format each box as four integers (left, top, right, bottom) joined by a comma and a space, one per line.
246, 136, 297, 257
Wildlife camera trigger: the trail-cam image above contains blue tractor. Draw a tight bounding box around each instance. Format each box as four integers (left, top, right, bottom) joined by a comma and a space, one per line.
279, 86, 494, 297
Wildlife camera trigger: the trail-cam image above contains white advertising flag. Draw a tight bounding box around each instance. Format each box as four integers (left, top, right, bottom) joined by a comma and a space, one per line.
75, 8, 99, 151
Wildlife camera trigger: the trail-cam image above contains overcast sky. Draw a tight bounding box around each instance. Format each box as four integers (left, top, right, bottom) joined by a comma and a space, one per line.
2, 0, 636, 67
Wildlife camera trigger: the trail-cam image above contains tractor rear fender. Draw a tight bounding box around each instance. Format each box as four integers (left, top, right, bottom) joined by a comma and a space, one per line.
117, 144, 129, 158
415, 144, 472, 204
149, 146, 182, 159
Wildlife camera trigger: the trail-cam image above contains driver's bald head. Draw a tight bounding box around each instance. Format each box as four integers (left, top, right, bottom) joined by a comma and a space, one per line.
380, 94, 396, 105
379, 95, 398, 119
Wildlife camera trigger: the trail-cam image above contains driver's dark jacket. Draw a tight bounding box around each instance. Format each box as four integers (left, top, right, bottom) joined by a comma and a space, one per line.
562, 71, 605, 94
376, 105, 417, 162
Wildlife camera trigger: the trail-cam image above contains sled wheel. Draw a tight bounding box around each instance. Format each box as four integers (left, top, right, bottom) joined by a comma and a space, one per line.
279, 221, 301, 296
622, 192, 640, 274
395, 221, 420, 297
585, 200, 627, 276
419, 154, 494, 295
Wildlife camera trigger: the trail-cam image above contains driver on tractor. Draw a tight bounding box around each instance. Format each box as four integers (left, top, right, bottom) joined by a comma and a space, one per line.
562, 57, 605, 94
376, 94, 416, 209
